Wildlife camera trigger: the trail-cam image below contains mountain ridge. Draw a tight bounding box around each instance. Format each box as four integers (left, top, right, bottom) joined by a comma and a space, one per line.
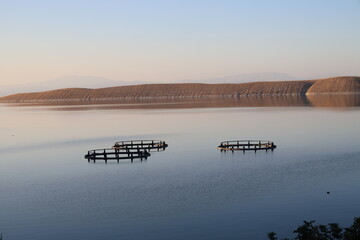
0, 76, 359, 103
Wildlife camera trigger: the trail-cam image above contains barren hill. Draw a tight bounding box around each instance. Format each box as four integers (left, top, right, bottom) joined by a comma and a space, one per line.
0, 77, 358, 103
306, 76, 360, 94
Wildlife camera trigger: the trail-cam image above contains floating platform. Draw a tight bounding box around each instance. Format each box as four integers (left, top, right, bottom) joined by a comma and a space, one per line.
218, 140, 276, 152
85, 139, 168, 163
85, 148, 150, 163
113, 140, 168, 152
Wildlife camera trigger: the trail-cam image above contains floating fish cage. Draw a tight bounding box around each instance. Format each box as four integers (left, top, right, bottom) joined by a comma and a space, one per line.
113, 140, 168, 152
218, 140, 276, 152
85, 148, 150, 162
85, 139, 168, 163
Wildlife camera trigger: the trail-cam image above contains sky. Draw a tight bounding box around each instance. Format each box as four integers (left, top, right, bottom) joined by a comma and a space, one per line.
1, 0, 360, 85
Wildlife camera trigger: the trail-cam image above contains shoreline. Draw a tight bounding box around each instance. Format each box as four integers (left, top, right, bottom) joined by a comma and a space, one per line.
1, 94, 358, 109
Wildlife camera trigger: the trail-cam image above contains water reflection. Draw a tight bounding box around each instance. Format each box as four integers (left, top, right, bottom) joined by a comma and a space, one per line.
2, 94, 359, 111
0, 103, 359, 240
307, 94, 360, 107
219, 148, 275, 160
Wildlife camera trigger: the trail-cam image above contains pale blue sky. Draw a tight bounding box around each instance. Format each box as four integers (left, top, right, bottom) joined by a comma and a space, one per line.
1, 0, 360, 84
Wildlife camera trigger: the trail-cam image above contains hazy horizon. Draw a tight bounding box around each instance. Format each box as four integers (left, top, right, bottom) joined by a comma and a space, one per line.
1, 0, 360, 86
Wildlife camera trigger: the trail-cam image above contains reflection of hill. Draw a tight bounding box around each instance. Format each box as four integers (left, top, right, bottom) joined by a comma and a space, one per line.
307, 94, 360, 108
4, 95, 359, 111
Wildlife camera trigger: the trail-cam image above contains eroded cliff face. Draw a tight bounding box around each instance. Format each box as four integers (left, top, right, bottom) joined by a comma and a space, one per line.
0, 77, 358, 103
306, 76, 360, 95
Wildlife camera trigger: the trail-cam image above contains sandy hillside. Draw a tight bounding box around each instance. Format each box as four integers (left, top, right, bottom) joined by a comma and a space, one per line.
306, 76, 360, 94
0, 77, 358, 103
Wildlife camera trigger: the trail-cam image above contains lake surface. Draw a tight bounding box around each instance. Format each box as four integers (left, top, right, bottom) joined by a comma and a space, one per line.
1, 100, 360, 239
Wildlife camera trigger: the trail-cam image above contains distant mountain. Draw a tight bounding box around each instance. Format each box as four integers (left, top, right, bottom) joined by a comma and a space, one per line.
1, 73, 298, 97
1, 73, 356, 97
1, 76, 359, 103
177, 72, 298, 83
0, 76, 144, 97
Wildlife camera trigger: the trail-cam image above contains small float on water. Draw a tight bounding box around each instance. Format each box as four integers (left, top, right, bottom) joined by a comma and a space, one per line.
85, 139, 168, 163
218, 140, 276, 152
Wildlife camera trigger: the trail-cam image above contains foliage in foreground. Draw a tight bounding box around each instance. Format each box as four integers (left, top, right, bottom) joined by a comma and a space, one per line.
268, 217, 360, 240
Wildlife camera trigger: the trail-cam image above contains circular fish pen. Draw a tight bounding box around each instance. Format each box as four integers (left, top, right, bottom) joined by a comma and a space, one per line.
85, 139, 168, 163
218, 140, 276, 152
113, 140, 168, 152
85, 148, 150, 163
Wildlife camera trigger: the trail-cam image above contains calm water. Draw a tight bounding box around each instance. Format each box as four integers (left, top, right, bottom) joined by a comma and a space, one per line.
1, 102, 360, 239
